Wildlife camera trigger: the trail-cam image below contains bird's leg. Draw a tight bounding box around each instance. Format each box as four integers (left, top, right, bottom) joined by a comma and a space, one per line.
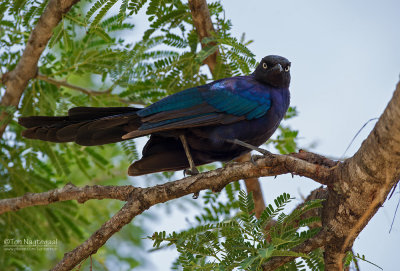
226, 139, 272, 156
179, 135, 199, 176
179, 135, 200, 199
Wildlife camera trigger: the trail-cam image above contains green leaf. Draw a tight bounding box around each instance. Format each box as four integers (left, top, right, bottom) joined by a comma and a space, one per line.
63, 26, 72, 51
195, 45, 218, 63
91, 27, 113, 42
259, 245, 275, 259
48, 24, 63, 48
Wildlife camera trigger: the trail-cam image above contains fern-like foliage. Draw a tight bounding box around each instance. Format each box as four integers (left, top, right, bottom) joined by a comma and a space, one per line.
150, 190, 324, 270
344, 251, 382, 270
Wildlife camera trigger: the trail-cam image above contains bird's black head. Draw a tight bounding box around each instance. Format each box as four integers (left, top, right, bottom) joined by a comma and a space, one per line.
253, 55, 291, 89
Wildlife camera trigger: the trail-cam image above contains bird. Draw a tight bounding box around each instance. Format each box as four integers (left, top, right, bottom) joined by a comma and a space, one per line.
19, 55, 291, 177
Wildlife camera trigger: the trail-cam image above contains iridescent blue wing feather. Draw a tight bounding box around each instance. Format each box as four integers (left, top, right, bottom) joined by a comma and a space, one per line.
202, 78, 271, 120
123, 76, 272, 139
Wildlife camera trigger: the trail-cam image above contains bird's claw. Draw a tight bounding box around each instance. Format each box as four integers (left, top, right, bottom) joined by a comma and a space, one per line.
182, 167, 200, 199
226, 139, 271, 156
183, 167, 199, 176
250, 154, 263, 165
256, 148, 272, 156
192, 192, 200, 199
250, 155, 257, 165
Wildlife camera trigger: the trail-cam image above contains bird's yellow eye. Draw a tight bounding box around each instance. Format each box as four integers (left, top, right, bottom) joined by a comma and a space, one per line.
262, 63, 268, 69
285, 66, 290, 72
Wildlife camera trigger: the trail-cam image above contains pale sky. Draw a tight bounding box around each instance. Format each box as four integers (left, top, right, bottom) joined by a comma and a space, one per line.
126, 1, 400, 270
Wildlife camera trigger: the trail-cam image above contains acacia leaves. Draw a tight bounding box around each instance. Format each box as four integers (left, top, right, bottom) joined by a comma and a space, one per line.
150, 187, 324, 270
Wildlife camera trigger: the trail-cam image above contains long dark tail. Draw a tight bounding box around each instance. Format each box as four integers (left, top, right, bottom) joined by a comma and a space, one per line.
19, 107, 141, 146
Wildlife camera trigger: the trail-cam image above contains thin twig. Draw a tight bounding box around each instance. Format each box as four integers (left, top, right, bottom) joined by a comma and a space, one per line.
36, 73, 147, 106
36, 73, 111, 96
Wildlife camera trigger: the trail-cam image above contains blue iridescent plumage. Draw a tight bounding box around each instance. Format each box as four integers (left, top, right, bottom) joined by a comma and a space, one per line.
135, 76, 273, 132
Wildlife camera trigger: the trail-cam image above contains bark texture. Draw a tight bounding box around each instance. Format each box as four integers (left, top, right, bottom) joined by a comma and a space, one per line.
321, 82, 400, 270
188, 0, 218, 74
0, 183, 137, 214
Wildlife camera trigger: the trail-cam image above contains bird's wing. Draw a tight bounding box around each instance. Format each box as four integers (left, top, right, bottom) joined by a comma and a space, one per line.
123, 78, 271, 139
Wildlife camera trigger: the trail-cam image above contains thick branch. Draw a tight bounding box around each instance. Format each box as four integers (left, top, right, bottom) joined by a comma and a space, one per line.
0, 152, 334, 217
0, 0, 81, 137
188, 0, 218, 74
0, 183, 137, 214
321, 81, 400, 269
51, 197, 140, 270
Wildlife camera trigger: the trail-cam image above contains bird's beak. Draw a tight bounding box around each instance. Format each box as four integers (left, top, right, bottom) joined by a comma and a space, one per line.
272, 63, 283, 73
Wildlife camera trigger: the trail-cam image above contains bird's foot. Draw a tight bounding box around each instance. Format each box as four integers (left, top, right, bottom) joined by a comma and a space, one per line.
192, 192, 200, 199
183, 167, 200, 199
226, 139, 272, 156
183, 167, 199, 176
250, 154, 263, 165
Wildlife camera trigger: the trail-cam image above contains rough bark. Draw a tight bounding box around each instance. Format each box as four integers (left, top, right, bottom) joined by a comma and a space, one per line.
0, 183, 137, 214
321, 81, 400, 270
0, 0, 81, 137
188, 0, 218, 74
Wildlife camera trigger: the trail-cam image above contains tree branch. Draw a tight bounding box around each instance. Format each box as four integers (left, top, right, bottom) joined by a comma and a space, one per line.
0, 0, 81, 137
47, 151, 334, 270
188, 0, 218, 75
321, 81, 400, 270
0, 151, 334, 217
261, 82, 400, 271
51, 196, 140, 271
36, 74, 111, 96
0, 183, 137, 214
35, 73, 147, 106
